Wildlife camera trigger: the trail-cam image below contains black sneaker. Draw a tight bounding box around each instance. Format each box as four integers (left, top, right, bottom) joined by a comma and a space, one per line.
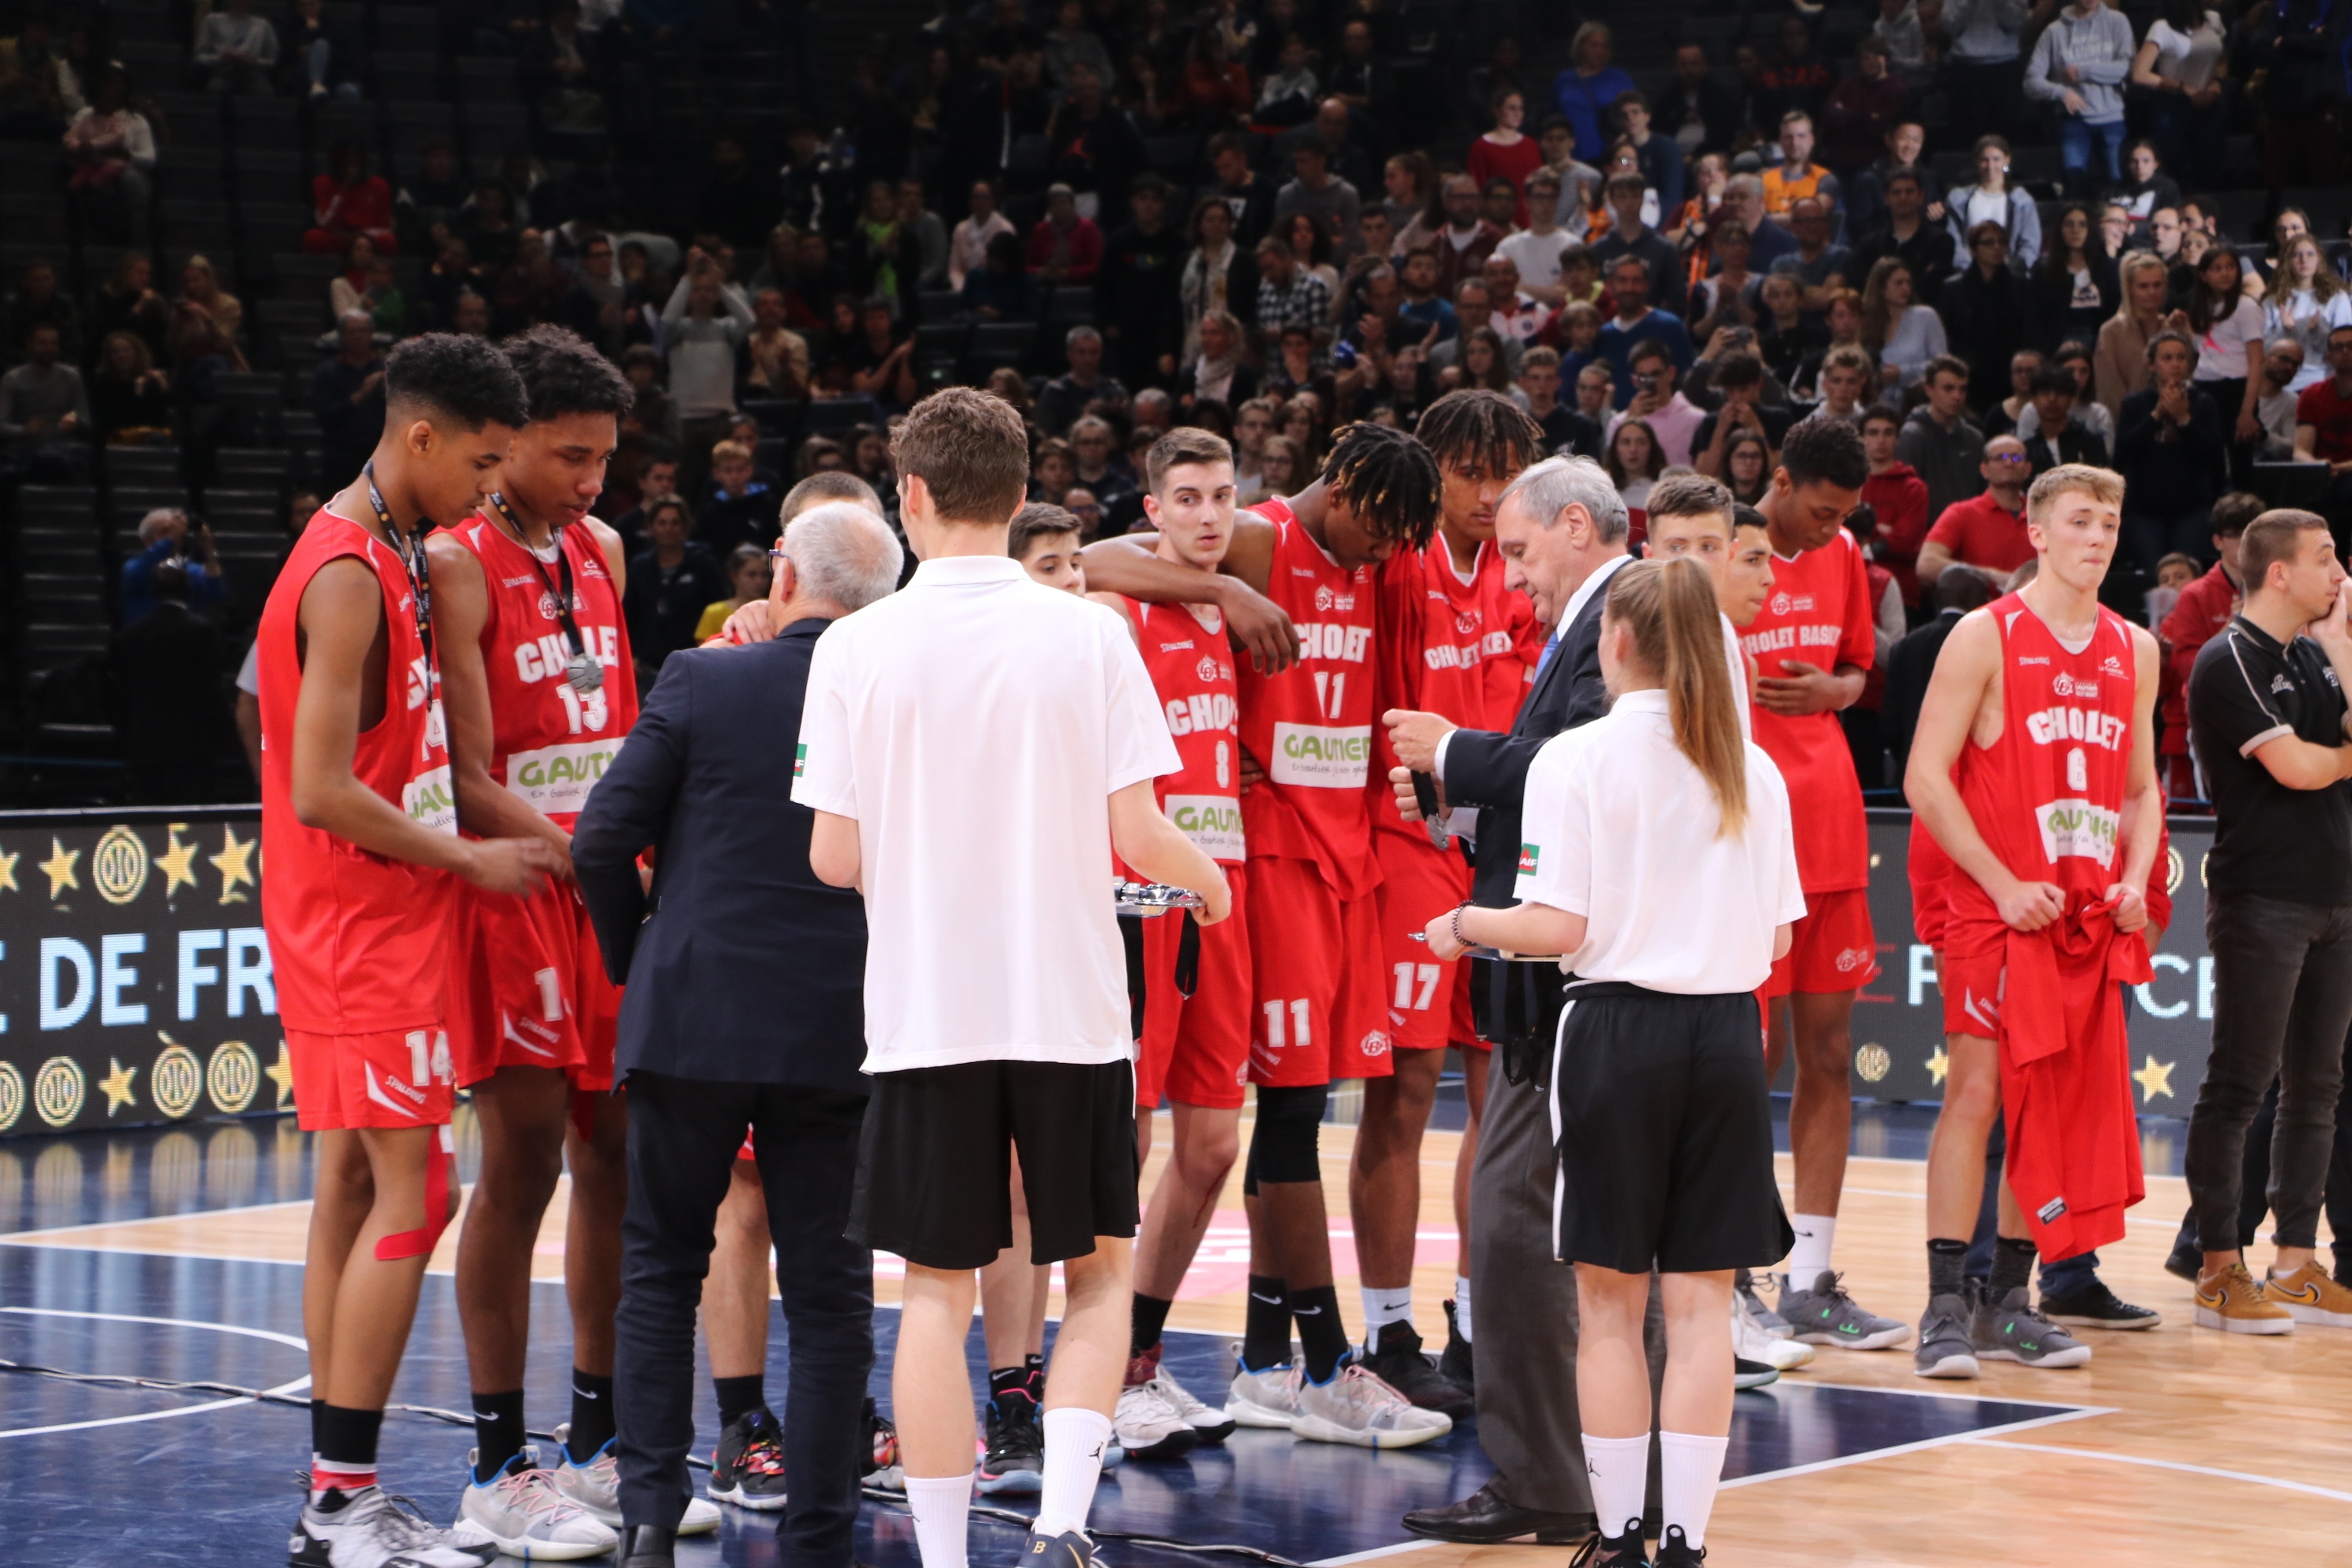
2164, 1211, 2201, 1282
1568, 1517, 1650, 1566
1020, 1528, 1103, 1568
1732, 1355, 1777, 1390
978, 1396, 1045, 1494
1653, 1525, 1706, 1566
1438, 1298, 1475, 1397
2038, 1278, 2162, 1331
708, 1408, 789, 1510
1361, 1319, 1472, 1417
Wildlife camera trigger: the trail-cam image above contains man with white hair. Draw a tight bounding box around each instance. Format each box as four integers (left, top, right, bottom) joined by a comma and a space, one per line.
121, 505, 225, 625
573, 492, 906, 1568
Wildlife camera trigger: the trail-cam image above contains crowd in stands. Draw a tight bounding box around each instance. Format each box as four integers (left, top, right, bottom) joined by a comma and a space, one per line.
0, 0, 2349, 803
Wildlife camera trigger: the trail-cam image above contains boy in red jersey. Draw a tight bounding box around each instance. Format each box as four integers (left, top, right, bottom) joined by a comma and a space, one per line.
422, 326, 684, 1555
1740, 419, 1917, 1351
1904, 464, 2161, 1378
259, 334, 563, 1568
1083, 423, 1455, 1449
1352, 391, 1544, 1412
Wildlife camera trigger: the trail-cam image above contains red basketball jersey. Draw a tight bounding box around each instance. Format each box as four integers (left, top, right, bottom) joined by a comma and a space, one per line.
1740, 526, 1875, 892
258, 508, 458, 1035
1236, 499, 1379, 896
1124, 597, 1245, 864
1957, 593, 2139, 897
1370, 535, 1542, 839
450, 514, 638, 831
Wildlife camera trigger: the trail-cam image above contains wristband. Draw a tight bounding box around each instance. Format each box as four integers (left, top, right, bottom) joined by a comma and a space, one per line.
1450, 901, 1472, 948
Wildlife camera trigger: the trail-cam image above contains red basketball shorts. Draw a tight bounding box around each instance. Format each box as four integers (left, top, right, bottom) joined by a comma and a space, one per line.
1136, 864, 1253, 1110
1374, 832, 1478, 1052
1760, 886, 1879, 999
289, 1026, 454, 1131
449, 877, 620, 1091
1246, 854, 1392, 1087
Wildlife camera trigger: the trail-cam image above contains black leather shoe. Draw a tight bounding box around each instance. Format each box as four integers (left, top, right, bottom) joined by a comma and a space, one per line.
1403, 1479, 1594, 1544
619, 1525, 677, 1568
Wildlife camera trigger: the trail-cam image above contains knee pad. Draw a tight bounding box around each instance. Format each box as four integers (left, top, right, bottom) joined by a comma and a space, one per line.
375, 1124, 457, 1261
1248, 1083, 1328, 1185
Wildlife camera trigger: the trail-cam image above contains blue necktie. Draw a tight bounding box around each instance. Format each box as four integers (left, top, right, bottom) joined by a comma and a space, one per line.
1536, 632, 1561, 680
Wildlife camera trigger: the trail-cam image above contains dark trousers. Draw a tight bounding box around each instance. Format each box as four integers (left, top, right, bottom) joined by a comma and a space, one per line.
1943, 57, 2024, 142
2173, 1072, 2352, 1265
2185, 891, 2352, 1253
616, 1071, 873, 1563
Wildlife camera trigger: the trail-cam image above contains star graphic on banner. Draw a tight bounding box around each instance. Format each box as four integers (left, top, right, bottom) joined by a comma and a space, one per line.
1927, 1043, 1951, 1087
40, 838, 80, 898
157, 825, 201, 898
0, 843, 17, 892
2133, 1055, 2177, 1103
266, 1040, 296, 1110
99, 1058, 138, 1115
211, 825, 257, 904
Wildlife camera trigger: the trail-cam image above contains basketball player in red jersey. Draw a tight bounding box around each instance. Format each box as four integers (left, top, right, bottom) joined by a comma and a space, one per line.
1083, 424, 1453, 1449
422, 326, 686, 1556
1905, 465, 2162, 1379
261, 334, 563, 1568
1088, 428, 1253, 1455
1740, 419, 1915, 1351
1352, 391, 1544, 1413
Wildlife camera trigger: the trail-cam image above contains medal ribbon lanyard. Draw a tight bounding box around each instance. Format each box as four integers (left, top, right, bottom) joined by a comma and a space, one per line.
363, 461, 436, 665
488, 490, 604, 693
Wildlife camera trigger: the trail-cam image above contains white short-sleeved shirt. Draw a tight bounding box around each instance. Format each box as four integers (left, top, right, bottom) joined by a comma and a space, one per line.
2194, 295, 2266, 385
793, 554, 1181, 1072
1513, 688, 1804, 993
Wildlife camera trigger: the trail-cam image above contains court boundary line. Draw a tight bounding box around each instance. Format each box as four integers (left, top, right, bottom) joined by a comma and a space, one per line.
1968, 1436, 2352, 1505
0, 1306, 310, 1440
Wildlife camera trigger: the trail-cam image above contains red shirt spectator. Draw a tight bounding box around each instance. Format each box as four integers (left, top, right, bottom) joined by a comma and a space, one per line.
1923, 488, 2033, 577
2158, 554, 2243, 795
306, 141, 398, 257
2295, 370, 2352, 463
1862, 457, 1931, 607
1026, 197, 1103, 286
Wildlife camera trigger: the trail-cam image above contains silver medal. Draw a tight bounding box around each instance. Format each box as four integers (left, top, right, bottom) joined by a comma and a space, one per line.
564, 651, 604, 693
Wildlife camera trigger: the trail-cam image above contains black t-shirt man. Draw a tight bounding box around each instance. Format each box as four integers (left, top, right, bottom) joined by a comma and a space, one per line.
2189, 616, 2352, 903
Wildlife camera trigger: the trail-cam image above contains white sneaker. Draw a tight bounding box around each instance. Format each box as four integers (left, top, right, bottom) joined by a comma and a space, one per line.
549, 1423, 721, 1535
1144, 1364, 1235, 1442
1113, 1380, 1200, 1460
1224, 1342, 1302, 1429
1732, 1292, 1815, 1370
294, 1485, 497, 1568
450, 1447, 620, 1561
1291, 1359, 1453, 1449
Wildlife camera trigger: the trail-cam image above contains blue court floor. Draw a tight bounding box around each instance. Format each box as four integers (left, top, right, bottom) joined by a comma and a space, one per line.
0, 1110, 2128, 1568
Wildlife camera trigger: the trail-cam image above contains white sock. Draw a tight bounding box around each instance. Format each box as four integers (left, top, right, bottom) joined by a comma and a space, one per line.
1787, 1213, 1837, 1289
904, 1473, 974, 1568
1360, 1284, 1415, 1350
1453, 1276, 1473, 1342
1581, 1432, 1649, 1540
1035, 1407, 1114, 1538
1658, 1430, 1729, 1550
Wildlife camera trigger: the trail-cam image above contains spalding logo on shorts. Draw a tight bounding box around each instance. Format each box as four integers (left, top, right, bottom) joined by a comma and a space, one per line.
1834, 947, 1871, 972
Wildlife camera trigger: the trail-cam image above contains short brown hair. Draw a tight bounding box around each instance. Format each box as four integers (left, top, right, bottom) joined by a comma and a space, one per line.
1645, 472, 1735, 531
1822, 344, 1875, 381
1922, 354, 1971, 388
1145, 427, 1234, 493
892, 386, 1031, 526
782, 470, 882, 522
2024, 462, 2125, 526
2241, 507, 2331, 589
711, 439, 754, 466
1008, 502, 1083, 560
2211, 491, 2264, 537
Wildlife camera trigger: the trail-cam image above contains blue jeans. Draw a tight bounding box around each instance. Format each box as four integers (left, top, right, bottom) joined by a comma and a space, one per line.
1965, 1115, 2101, 1295
2057, 116, 2126, 198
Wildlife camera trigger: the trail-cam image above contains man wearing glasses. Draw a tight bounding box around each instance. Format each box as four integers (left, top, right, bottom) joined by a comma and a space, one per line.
1917, 435, 2037, 589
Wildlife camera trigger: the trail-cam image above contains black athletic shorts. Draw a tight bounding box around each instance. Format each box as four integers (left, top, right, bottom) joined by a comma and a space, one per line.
849, 1057, 1140, 1272
1548, 981, 1794, 1274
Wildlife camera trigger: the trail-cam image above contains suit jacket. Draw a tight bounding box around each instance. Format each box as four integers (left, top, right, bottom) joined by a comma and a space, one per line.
1440, 552, 1623, 908
571, 618, 869, 1095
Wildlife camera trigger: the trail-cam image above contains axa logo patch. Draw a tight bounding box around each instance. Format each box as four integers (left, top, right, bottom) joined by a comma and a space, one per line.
1518, 843, 1539, 875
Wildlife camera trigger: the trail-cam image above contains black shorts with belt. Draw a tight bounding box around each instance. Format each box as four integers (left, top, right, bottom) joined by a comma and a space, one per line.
1548, 979, 1794, 1275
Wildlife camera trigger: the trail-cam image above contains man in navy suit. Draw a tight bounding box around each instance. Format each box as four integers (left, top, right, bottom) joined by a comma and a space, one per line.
572, 499, 906, 1568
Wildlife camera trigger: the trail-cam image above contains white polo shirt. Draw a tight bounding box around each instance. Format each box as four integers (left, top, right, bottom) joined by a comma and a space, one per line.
1514, 688, 1804, 993
792, 554, 1180, 1072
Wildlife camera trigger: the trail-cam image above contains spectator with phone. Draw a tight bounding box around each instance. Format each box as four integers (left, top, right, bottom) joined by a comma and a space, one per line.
120, 506, 225, 627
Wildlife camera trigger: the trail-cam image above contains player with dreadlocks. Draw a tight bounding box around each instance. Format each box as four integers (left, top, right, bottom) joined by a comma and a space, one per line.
1349, 390, 1547, 1415
1083, 421, 1452, 1449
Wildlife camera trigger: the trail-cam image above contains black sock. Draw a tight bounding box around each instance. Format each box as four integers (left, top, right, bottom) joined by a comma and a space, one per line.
317, 1402, 385, 1476
1927, 1238, 1968, 1301
714, 1374, 767, 1431
1131, 1292, 1174, 1357
1289, 1283, 1348, 1382
988, 1365, 1035, 1415
1989, 1235, 2037, 1300
567, 1370, 616, 1462
310, 1396, 325, 1456
471, 1389, 526, 1483
1242, 1274, 1290, 1370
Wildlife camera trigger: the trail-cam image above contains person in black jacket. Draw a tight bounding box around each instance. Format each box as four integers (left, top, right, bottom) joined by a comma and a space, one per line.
573, 499, 906, 1568
1880, 561, 2000, 776
1385, 455, 1664, 1547
1939, 223, 2038, 414
1096, 173, 1188, 386
111, 560, 236, 802
624, 496, 730, 684
2116, 327, 2226, 581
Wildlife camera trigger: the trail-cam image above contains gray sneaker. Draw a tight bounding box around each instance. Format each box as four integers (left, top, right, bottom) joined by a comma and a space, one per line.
1913, 1292, 1980, 1379
1972, 1287, 2092, 1368
1777, 1270, 1913, 1351
1735, 1267, 1790, 1336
